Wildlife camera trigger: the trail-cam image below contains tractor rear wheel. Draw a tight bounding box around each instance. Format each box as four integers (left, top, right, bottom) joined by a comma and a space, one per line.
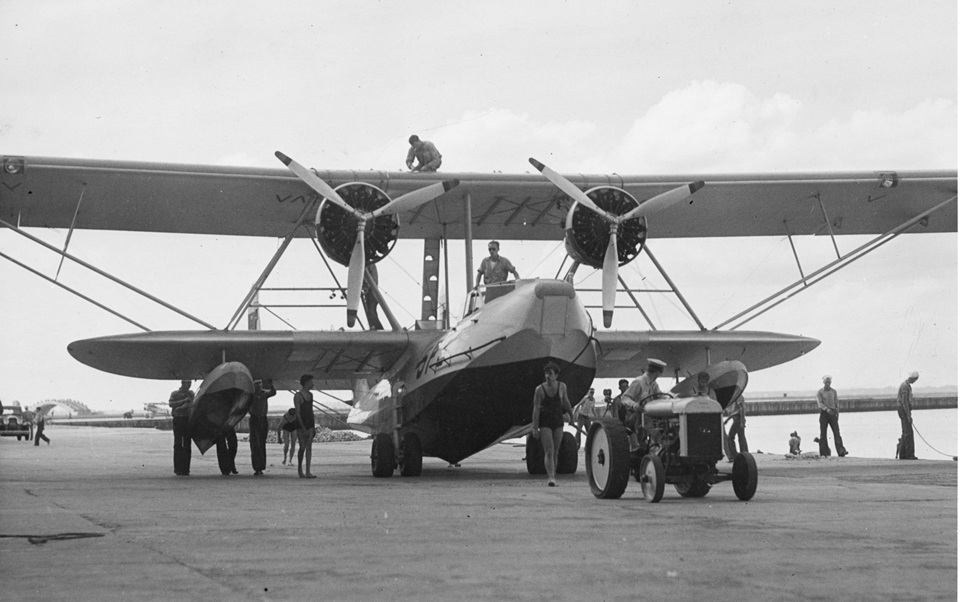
585, 419, 630, 499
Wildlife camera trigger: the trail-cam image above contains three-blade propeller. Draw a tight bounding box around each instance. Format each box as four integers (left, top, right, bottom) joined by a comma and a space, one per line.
277, 151, 459, 326
530, 157, 704, 327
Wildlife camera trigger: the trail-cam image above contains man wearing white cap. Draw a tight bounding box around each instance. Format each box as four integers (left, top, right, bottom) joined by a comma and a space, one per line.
896, 371, 920, 460
816, 375, 848, 457
621, 358, 667, 449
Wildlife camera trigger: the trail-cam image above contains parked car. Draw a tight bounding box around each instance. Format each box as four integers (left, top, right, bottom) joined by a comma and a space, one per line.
0, 404, 32, 441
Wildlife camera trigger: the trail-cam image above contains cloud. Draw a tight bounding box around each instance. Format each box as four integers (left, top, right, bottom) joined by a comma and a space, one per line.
605, 80, 956, 172
426, 109, 596, 172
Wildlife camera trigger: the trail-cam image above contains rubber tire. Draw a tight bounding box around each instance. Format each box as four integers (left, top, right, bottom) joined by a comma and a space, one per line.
399, 432, 423, 477
640, 453, 665, 503
556, 431, 579, 474
525, 435, 546, 475
371, 433, 395, 478
585, 419, 630, 499
732, 452, 758, 501
675, 477, 712, 498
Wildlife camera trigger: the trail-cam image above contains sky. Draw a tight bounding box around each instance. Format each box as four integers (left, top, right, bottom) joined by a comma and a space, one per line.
0, 1, 956, 414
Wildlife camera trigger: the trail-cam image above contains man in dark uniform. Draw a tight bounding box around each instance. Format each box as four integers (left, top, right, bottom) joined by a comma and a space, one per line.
168, 380, 195, 476
249, 379, 276, 475
216, 427, 239, 476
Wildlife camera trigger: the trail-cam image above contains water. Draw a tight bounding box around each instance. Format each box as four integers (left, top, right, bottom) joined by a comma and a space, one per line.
742, 408, 957, 460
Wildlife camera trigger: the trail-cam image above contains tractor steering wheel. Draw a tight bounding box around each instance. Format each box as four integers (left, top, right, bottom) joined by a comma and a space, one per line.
639, 392, 674, 405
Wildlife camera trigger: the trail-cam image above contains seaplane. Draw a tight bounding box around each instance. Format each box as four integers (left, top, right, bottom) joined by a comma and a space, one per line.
1, 153, 955, 477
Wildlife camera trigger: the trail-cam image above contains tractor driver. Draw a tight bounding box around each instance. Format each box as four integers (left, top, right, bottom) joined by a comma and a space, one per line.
620, 358, 667, 450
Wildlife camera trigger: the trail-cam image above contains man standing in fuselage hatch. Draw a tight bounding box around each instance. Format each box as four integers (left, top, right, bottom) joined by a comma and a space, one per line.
620, 358, 667, 451
475, 240, 520, 288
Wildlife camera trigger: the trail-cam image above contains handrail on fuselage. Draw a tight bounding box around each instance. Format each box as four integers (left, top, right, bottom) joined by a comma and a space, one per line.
428, 336, 507, 372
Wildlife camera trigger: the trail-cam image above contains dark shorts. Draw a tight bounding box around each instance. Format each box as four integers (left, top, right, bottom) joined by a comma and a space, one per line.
539, 410, 564, 431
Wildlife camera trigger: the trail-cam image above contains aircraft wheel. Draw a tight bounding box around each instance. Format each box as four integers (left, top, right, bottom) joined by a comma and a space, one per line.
732, 452, 758, 501
399, 432, 423, 477
557, 431, 579, 474
675, 476, 712, 498
640, 453, 665, 503
525, 435, 546, 475
371, 433, 395, 478
585, 419, 630, 499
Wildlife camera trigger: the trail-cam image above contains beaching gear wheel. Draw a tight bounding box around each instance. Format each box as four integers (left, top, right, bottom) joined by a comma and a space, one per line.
557, 431, 579, 474
371, 433, 395, 478
525, 435, 546, 475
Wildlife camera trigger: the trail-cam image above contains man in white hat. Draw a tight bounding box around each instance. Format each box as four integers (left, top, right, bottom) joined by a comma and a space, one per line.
621, 358, 667, 449
896, 371, 920, 459
816, 375, 848, 457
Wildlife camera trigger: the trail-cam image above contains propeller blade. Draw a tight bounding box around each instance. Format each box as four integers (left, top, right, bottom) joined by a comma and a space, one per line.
529, 158, 613, 222
618, 181, 705, 223
601, 225, 619, 328
275, 151, 361, 218
371, 179, 460, 218
346, 223, 366, 327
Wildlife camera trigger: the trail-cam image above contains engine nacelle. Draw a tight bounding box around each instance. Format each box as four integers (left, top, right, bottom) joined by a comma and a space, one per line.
315, 182, 400, 267
563, 186, 648, 269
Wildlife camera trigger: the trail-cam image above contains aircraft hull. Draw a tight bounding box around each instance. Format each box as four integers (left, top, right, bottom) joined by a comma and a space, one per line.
391, 279, 598, 463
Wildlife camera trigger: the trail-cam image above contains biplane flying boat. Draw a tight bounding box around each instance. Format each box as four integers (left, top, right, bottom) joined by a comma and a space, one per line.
1, 154, 955, 476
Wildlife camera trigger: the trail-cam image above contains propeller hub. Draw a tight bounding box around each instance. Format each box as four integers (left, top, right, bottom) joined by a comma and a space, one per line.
565, 186, 647, 269
315, 182, 399, 267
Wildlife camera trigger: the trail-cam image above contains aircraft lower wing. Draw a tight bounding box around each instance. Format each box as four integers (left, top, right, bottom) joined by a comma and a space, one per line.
67, 330, 444, 390
2, 156, 954, 241
593, 330, 820, 378
69, 328, 817, 390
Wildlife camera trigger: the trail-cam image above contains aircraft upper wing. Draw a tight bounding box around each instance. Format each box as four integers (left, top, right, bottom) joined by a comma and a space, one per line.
67, 330, 444, 390
593, 330, 821, 378
2, 156, 955, 241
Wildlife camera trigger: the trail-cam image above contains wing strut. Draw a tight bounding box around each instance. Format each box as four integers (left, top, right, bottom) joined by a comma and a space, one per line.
0, 217, 217, 330
617, 274, 658, 330
643, 245, 707, 331
0, 250, 150, 331
55, 184, 85, 281
715, 195, 958, 330
225, 196, 318, 330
